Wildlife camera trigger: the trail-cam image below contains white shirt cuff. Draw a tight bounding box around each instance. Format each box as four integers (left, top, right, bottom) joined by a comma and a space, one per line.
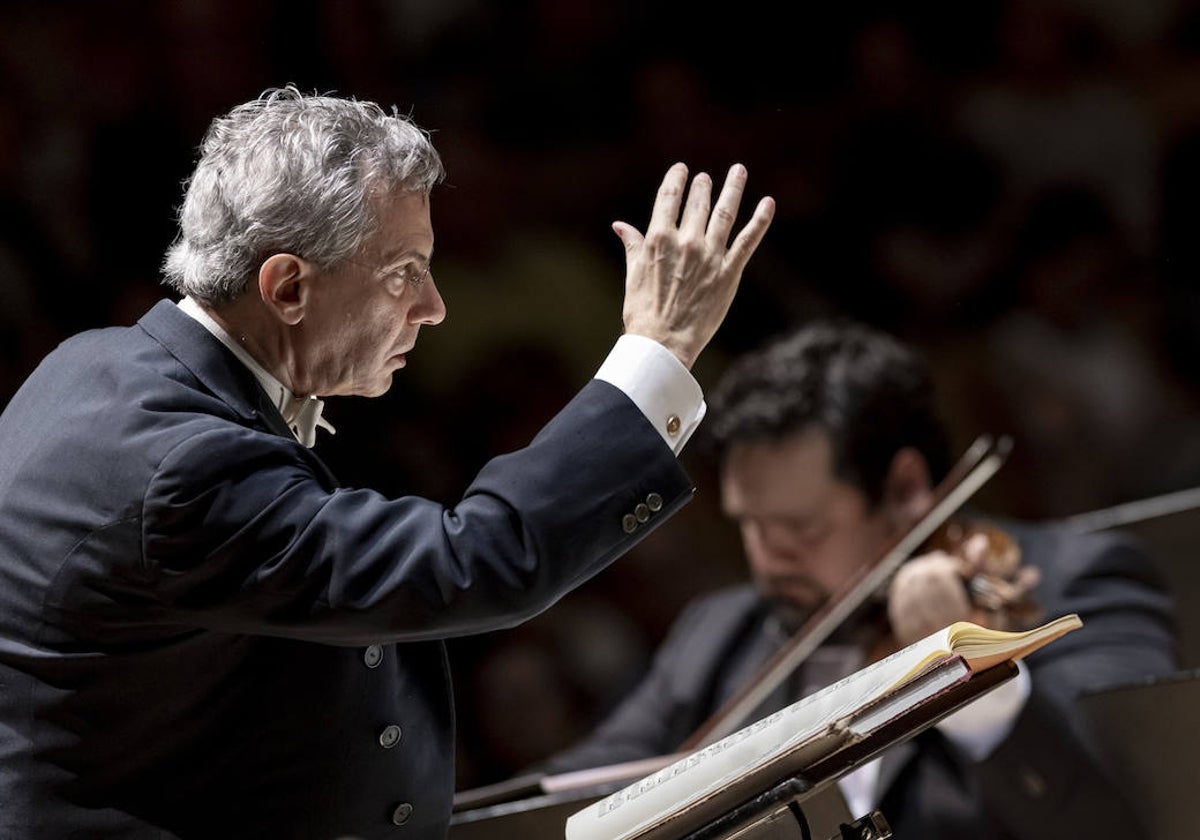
936, 659, 1032, 761
595, 334, 706, 455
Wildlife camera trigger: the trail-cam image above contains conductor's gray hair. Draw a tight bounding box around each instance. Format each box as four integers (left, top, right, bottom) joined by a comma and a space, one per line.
162, 86, 444, 305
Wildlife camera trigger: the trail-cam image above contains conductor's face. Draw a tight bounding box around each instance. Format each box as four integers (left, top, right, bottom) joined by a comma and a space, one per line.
720, 430, 902, 629
298, 190, 446, 397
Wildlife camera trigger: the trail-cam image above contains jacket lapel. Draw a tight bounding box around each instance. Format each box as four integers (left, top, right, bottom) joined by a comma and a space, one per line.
136, 299, 338, 486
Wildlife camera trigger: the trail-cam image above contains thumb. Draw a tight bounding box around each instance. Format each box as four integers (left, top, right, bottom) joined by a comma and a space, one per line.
612, 221, 643, 255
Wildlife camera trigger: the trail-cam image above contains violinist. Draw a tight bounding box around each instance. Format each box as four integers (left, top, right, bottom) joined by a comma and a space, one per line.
540, 320, 1179, 840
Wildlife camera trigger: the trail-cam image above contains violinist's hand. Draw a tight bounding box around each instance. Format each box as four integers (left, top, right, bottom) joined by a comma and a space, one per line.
886, 550, 977, 648
956, 528, 1042, 627
616, 163, 775, 369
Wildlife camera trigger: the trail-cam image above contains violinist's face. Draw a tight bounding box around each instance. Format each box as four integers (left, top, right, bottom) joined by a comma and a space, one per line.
720, 430, 911, 626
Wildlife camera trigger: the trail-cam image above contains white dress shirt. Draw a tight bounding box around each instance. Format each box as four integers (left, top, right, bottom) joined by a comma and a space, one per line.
177, 297, 336, 447
594, 333, 706, 454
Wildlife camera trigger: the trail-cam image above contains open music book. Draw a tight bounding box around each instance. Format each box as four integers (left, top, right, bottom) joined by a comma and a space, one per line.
563, 613, 1082, 840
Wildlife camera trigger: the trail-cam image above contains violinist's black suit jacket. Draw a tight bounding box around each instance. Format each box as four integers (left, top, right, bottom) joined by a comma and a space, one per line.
0, 300, 692, 839
543, 520, 1179, 840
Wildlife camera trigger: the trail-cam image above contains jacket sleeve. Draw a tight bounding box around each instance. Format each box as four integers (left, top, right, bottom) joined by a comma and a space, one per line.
133, 379, 693, 645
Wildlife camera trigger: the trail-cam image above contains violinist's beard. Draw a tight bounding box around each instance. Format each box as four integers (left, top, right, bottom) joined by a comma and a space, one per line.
756, 573, 827, 634
766, 595, 825, 635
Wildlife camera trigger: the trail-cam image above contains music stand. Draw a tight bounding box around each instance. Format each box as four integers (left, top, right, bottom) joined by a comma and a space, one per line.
451, 662, 1018, 840
658, 662, 1016, 840
1077, 669, 1200, 840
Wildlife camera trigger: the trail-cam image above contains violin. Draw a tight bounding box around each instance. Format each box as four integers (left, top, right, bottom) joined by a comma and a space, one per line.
929, 518, 1042, 630
677, 434, 1038, 751
857, 516, 1043, 666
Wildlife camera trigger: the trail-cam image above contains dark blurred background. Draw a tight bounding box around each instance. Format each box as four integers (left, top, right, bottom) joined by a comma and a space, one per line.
2, 0, 1200, 791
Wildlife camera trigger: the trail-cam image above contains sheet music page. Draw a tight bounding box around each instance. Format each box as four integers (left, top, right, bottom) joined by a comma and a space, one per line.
566, 628, 956, 840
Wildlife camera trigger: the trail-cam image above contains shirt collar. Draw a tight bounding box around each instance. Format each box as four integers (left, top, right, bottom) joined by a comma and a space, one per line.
176, 296, 336, 447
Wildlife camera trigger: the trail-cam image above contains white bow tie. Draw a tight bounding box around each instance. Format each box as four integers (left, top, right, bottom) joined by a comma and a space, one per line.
280, 394, 336, 448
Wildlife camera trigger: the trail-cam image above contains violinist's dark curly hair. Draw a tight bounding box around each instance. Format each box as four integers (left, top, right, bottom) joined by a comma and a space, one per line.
704, 320, 951, 506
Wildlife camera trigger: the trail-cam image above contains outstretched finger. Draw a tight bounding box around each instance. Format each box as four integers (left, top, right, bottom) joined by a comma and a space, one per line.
706, 163, 749, 246
724, 196, 776, 272
648, 162, 689, 233
678, 171, 713, 238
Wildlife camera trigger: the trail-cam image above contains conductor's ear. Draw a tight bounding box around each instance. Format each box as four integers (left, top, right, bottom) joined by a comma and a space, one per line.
258, 253, 310, 326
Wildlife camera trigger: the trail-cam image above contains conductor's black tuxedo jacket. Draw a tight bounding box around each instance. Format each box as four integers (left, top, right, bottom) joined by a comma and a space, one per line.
0, 300, 693, 838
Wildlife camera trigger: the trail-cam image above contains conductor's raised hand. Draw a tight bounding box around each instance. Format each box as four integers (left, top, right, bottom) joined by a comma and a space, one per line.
614, 163, 775, 369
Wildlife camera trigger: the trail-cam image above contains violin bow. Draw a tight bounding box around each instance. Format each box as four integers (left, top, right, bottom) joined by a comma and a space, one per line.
676, 433, 1013, 751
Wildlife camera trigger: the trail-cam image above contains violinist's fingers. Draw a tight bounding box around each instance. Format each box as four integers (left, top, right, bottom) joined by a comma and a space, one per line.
923, 546, 975, 581
1012, 565, 1042, 594
958, 532, 992, 574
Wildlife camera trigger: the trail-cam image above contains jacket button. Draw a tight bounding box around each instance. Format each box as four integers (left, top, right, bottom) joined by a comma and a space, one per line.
391, 802, 414, 825
646, 492, 663, 512
1019, 766, 1046, 798
634, 503, 650, 523
363, 644, 383, 668
379, 724, 403, 749
621, 513, 638, 534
